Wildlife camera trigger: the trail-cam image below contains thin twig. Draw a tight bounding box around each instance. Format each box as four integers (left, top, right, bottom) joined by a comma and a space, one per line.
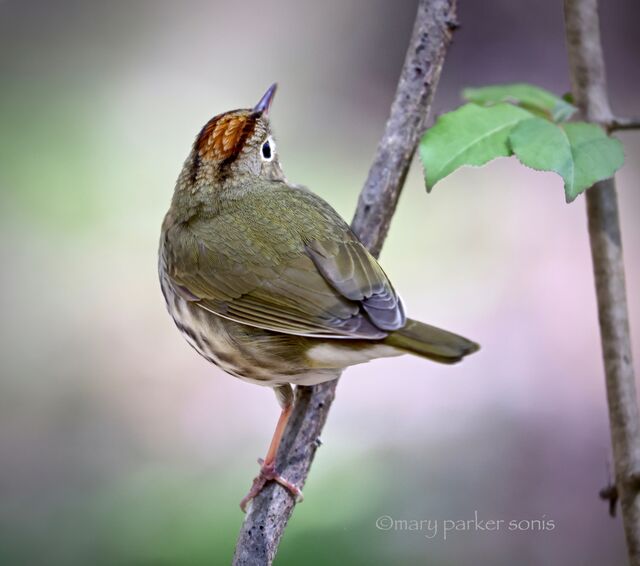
608, 117, 640, 133
564, 1, 640, 564
600, 483, 619, 518
232, 1, 458, 564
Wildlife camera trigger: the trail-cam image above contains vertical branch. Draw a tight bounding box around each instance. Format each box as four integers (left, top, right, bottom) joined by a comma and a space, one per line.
232, 1, 458, 564
564, 0, 640, 563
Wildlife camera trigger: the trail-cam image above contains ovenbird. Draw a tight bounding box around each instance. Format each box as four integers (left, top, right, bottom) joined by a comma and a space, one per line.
159, 84, 479, 511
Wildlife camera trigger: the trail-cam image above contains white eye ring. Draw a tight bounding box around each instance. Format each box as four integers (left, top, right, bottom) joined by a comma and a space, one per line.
260, 136, 275, 162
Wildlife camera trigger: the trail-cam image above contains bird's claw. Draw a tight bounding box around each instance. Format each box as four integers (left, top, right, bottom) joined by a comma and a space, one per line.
239, 460, 303, 512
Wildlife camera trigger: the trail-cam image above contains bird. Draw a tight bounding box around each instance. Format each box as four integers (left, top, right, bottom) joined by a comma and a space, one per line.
158, 84, 479, 511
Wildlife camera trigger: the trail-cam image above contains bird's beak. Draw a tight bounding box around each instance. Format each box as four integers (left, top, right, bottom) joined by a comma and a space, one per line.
254, 83, 277, 116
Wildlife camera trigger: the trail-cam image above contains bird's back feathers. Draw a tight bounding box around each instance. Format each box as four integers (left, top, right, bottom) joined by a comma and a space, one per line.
162, 182, 405, 340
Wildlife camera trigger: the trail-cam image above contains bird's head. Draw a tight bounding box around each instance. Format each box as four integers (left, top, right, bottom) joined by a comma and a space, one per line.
186, 83, 284, 187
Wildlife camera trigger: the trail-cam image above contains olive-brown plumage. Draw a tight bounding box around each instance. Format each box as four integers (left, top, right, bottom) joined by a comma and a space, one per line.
158, 84, 479, 510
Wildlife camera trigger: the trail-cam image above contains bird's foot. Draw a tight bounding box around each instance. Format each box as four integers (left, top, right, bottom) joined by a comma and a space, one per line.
239, 458, 303, 512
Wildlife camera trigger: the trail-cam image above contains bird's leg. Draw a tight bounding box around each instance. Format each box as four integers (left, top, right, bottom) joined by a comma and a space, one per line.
240, 386, 303, 512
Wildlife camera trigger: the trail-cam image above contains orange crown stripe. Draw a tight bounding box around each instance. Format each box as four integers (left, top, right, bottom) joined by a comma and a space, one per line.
196, 111, 258, 161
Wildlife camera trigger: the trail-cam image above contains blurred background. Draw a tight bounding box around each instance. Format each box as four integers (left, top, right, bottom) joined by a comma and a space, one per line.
1, 0, 639, 564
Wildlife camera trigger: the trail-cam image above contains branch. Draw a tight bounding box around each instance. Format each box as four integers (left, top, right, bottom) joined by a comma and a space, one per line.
564, 1, 640, 563
608, 117, 640, 133
232, 1, 458, 564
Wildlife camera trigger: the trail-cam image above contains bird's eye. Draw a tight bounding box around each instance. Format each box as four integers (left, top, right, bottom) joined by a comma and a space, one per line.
261, 139, 273, 161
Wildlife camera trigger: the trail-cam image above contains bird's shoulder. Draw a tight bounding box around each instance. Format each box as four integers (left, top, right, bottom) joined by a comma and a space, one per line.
182, 182, 353, 257
232, 182, 352, 240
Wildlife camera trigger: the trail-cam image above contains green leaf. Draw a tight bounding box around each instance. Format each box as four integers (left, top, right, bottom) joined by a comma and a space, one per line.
420, 103, 534, 190
510, 118, 624, 202
463, 83, 577, 122
562, 123, 625, 201
509, 117, 574, 187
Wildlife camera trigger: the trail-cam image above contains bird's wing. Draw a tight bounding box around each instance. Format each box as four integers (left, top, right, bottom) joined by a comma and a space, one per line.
162, 197, 405, 340
304, 238, 405, 331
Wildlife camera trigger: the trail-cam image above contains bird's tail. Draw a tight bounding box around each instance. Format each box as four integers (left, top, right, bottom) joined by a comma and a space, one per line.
383, 318, 479, 364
